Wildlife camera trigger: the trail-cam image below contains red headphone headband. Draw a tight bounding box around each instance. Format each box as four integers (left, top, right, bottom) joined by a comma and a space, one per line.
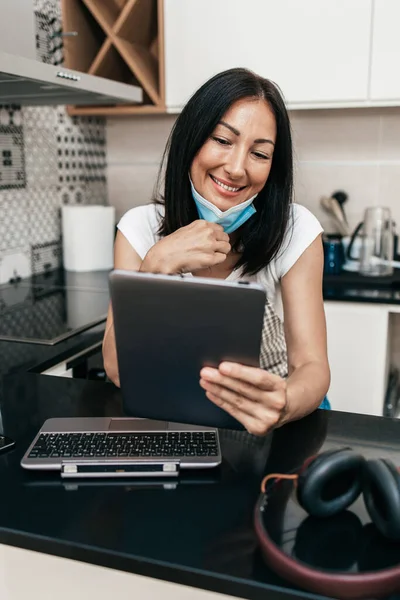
254, 494, 400, 599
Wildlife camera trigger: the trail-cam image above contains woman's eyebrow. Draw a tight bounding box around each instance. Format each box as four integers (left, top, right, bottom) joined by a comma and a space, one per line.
254, 138, 275, 146
219, 120, 240, 136
218, 121, 275, 146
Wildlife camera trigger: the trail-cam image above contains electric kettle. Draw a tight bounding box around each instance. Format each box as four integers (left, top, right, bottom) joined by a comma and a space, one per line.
346, 207, 394, 276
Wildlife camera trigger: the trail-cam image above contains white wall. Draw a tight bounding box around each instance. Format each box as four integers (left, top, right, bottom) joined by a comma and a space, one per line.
107, 107, 400, 234
107, 115, 174, 221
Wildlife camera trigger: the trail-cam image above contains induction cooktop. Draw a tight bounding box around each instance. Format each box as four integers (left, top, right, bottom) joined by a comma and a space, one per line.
0, 283, 109, 345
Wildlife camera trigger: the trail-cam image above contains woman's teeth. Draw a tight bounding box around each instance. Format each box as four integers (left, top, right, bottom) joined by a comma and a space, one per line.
211, 175, 241, 192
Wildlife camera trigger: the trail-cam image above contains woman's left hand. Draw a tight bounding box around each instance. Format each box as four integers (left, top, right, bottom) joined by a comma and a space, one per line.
200, 362, 287, 436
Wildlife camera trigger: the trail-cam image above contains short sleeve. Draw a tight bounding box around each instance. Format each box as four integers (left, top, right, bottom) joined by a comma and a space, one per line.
117, 204, 162, 259
274, 204, 323, 279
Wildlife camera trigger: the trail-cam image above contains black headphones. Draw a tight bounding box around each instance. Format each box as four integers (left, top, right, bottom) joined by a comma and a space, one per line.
254, 447, 400, 599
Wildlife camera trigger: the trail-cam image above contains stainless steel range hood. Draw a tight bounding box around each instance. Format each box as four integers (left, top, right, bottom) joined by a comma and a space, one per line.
0, 51, 143, 106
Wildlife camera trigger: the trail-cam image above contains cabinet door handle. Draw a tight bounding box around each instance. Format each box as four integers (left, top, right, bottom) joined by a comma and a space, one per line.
51, 31, 78, 38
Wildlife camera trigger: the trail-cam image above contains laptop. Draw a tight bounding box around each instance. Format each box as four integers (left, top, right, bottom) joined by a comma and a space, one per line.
21, 271, 265, 478
21, 417, 221, 478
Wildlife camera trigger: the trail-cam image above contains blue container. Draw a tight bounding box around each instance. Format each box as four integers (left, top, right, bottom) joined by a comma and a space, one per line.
323, 238, 344, 274
319, 397, 331, 410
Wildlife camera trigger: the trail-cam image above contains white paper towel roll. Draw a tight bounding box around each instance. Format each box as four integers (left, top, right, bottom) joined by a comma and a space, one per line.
62, 205, 115, 272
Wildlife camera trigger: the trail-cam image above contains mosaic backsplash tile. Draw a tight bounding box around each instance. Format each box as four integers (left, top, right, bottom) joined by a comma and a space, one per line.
0, 105, 26, 190
34, 0, 64, 66
0, 1, 108, 284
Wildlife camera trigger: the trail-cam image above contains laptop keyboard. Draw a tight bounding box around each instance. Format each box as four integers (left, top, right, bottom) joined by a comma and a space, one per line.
28, 431, 219, 459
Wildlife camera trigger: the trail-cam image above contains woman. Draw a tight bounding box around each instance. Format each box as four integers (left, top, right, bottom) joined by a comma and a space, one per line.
103, 68, 330, 436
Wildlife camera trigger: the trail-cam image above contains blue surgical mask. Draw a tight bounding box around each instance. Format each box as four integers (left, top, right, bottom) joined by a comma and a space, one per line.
189, 178, 257, 234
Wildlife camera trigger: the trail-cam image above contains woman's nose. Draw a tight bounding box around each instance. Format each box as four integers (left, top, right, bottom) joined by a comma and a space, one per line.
224, 149, 246, 179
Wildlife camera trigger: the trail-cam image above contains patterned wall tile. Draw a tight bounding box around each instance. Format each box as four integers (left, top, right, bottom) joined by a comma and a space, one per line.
31, 241, 62, 274
0, 106, 26, 190
0, 248, 32, 284
0, 191, 29, 251
24, 128, 58, 188
55, 106, 108, 208
22, 106, 57, 130
56, 108, 107, 189
0, 106, 22, 127
57, 184, 85, 205
85, 181, 108, 205
28, 188, 60, 246
34, 0, 63, 66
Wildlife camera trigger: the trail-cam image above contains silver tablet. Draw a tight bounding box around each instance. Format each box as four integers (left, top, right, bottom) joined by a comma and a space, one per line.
109, 270, 266, 430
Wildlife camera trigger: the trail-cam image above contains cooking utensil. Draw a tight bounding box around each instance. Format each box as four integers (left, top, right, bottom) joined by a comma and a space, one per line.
331, 190, 349, 225
320, 196, 350, 236
329, 197, 350, 235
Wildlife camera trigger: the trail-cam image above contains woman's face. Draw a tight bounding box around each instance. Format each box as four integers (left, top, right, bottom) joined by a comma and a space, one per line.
190, 98, 277, 212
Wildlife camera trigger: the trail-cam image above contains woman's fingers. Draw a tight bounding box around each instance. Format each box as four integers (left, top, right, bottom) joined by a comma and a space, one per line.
200, 378, 283, 426
200, 369, 263, 403
213, 251, 230, 265
207, 223, 230, 243
200, 379, 260, 417
200, 363, 288, 436
200, 364, 285, 400
218, 362, 284, 391
204, 390, 274, 436
214, 240, 231, 255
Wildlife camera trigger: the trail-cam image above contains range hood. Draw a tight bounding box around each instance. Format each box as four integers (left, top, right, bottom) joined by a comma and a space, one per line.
0, 51, 143, 106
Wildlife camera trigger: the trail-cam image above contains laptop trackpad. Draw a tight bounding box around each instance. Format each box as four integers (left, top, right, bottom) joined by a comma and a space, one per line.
109, 418, 169, 432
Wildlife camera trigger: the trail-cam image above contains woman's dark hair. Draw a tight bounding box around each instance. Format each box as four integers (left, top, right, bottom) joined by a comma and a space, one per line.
155, 67, 293, 275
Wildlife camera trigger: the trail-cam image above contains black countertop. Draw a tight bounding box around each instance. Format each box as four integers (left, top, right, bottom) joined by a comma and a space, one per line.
1, 268, 400, 599
0, 269, 110, 379
1, 373, 400, 600
323, 270, 400, 304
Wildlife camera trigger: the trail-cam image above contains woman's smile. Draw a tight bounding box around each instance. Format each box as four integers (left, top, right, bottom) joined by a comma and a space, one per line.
209, 174, 247, 199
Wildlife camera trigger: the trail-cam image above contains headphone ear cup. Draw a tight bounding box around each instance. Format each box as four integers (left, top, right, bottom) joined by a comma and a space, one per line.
363, 459, 400, 540
297, 448, 365, 518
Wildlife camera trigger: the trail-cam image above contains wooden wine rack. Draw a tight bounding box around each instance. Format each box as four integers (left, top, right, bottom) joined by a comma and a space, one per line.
61, 0, 165, 115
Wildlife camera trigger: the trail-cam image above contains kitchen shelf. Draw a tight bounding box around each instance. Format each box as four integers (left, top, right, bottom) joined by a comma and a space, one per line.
61, 0, 165, 116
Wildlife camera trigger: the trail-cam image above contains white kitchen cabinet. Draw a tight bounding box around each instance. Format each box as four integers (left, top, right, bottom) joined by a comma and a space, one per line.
369, 0, 400, 100
0, 0, 36, 59
1, 544, 239, 600
324, 302, 390, 416
164, 0, 372, 111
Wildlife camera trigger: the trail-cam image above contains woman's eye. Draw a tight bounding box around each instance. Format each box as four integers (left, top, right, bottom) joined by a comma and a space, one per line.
212, 136, 230, 146
253, 151, 269, 160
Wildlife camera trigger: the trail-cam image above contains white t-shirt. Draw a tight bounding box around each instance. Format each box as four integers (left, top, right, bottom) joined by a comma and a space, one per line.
117, 203, 323, 313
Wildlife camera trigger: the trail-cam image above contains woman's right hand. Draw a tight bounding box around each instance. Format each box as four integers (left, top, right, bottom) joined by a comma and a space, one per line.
140, 220, 231, 274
